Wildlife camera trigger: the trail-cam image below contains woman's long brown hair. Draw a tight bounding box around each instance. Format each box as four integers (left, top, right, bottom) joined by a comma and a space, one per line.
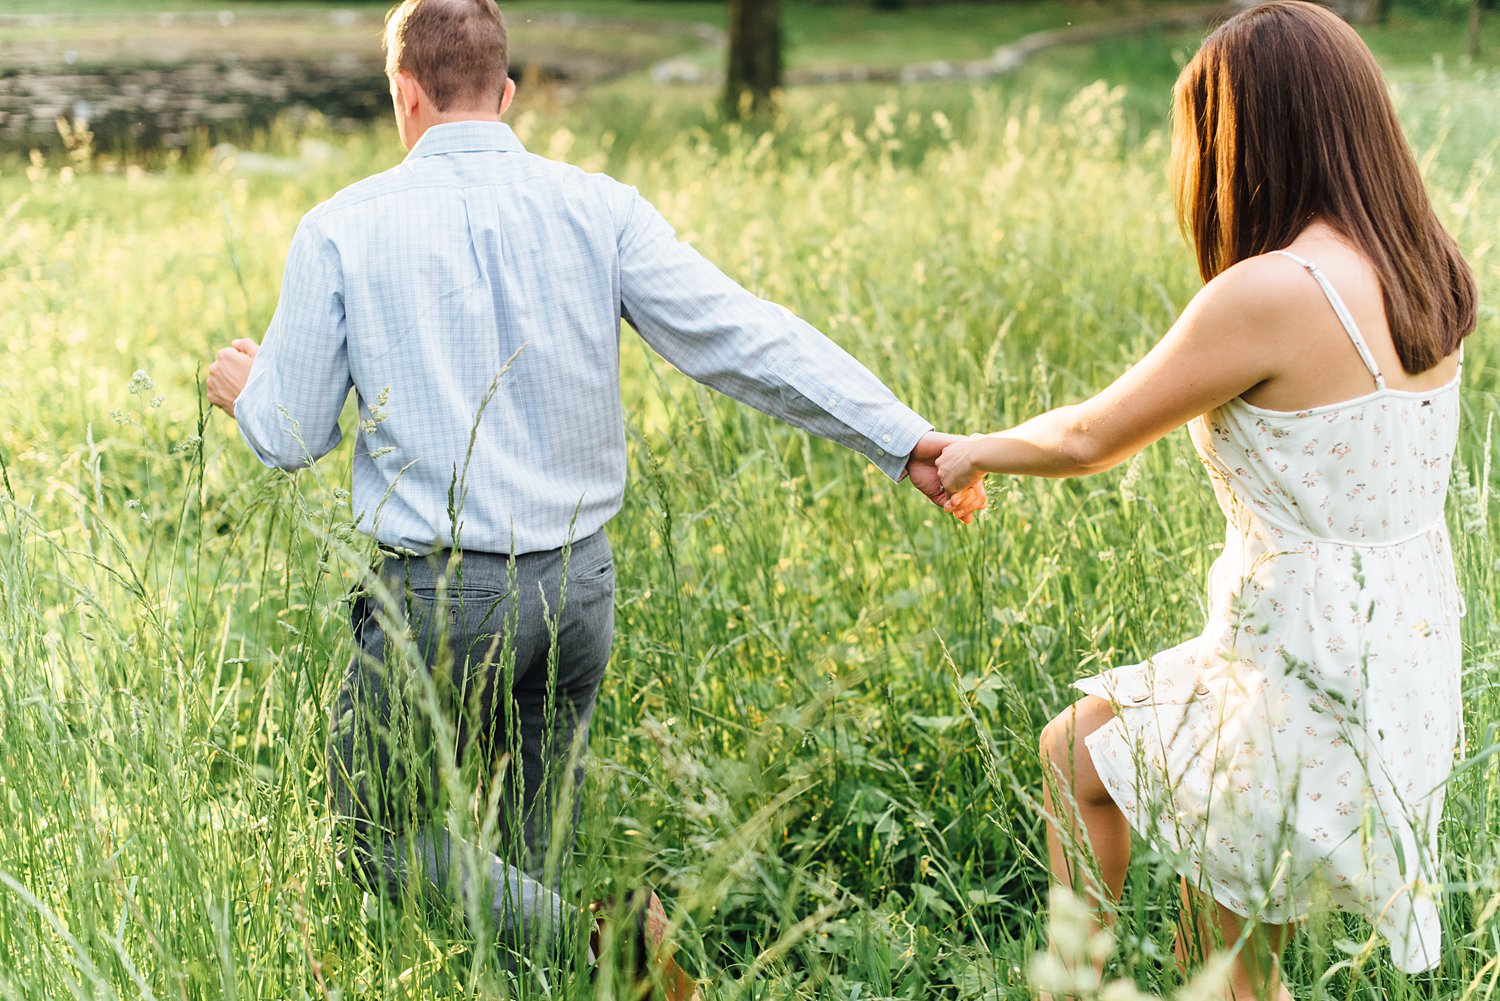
1171, 0, 1475, 373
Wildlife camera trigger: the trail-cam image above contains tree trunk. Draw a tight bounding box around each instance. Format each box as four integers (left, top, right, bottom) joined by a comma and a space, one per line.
1366, 0, 1390, 25
726, 0, 782, 119
1468, 0, 1482, 58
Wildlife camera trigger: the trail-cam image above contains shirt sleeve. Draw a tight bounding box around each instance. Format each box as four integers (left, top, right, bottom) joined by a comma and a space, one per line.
234, 209, 352, 470
613, 185, 932, 481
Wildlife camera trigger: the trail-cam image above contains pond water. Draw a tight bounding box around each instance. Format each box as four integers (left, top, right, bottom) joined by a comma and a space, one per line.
0, 57, 568, 154
0, 9, 681, 155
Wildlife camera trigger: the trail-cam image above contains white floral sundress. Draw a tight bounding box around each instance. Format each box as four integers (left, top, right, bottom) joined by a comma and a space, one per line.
1074, 250, 1464, 973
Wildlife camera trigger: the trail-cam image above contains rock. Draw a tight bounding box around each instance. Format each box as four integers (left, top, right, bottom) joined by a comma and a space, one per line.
298, 137, 333, 164
650, 60, 703, 85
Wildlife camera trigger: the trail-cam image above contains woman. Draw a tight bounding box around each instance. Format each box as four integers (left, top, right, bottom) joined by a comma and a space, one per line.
937, 2, 1475, 995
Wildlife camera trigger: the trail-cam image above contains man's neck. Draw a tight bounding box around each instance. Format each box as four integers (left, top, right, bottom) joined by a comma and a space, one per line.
430, 110, 503, 128
408, 111, 504, 148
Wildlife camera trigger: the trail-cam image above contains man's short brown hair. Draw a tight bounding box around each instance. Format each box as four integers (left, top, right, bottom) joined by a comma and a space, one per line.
384, 0, 508, 112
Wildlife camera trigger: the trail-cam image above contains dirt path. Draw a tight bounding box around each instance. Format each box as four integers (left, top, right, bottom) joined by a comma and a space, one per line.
793, 3, 1230, 84
647, 3, 1231, 87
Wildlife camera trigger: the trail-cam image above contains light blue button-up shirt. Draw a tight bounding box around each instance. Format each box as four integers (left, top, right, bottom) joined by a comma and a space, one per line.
235, 121, 932, 556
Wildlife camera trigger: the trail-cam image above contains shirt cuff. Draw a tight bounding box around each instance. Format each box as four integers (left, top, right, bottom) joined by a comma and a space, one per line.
866, 415, 933, 482
234, 394, 288, 470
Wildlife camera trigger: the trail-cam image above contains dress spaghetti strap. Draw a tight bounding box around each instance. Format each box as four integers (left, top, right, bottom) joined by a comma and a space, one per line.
1274, 250, 1386, 390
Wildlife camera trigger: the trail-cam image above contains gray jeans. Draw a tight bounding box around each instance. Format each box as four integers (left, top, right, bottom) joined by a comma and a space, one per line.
327, 530, 614, 950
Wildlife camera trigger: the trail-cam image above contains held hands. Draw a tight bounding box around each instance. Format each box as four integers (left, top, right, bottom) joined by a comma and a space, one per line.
935, 434, 989, 521
908, 431, 988, 524
206, 339, 260, 419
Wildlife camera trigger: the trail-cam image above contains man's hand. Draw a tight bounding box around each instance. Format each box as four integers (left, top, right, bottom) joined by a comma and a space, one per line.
206, 339, 260, 419
907, 431, 986, 524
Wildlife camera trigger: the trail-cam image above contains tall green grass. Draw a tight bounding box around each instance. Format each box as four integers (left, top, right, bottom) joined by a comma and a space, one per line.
0, 64, 1496, 1000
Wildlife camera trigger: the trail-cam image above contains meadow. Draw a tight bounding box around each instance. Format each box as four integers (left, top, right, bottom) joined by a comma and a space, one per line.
0, 10, 1498, 1000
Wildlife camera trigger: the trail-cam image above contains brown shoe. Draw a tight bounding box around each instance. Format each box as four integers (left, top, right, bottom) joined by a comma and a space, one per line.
589, 889, 700, 1001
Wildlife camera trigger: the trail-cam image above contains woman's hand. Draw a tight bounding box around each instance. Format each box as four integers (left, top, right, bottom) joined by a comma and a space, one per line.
935, 435, 987, 495
936, 436, 991, 520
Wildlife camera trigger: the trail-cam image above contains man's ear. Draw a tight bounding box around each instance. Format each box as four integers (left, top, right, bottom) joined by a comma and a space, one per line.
393, 70, 424, 118
499, 77, 517, 116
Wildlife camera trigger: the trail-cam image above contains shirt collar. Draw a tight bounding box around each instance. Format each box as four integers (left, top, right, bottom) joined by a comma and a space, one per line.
405, 120, 526, 160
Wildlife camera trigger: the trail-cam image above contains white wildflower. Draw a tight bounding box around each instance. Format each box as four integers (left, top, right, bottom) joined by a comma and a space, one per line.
1101, 980, 1153, 1001
1173, 952, 1234, 1001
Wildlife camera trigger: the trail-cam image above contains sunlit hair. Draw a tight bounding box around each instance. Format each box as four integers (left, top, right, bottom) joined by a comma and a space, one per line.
384, 0, 508, 113
1171, 0, 1475, 373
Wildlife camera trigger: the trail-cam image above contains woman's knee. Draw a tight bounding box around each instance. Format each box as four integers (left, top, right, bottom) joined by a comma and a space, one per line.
1040, 700, 1098, 763
1038, 708, 1075, 766
1039, 698, 1115, 805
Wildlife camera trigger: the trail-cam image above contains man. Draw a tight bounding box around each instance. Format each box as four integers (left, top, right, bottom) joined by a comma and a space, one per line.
206, 0, 982, 989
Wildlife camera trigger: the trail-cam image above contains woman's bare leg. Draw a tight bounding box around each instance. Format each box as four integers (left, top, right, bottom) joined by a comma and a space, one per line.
1175, 878, 1212, 971
1175, 882, 1294, 1001
1037, 696, 1131, 994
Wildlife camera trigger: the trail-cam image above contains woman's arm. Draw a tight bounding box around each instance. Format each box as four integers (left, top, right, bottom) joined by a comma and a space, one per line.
937, 257, 1298, 497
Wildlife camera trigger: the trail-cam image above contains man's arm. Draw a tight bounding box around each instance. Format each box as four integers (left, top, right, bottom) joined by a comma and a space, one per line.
613, 185, 974, 515
212, 211, 352, 469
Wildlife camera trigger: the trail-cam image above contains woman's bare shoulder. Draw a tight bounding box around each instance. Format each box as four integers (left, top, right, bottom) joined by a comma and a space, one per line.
1181, 251, 1331, 343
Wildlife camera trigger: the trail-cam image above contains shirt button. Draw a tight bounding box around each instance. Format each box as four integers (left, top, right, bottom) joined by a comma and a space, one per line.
882, 434, 892, 444
877, 449, 886, 457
